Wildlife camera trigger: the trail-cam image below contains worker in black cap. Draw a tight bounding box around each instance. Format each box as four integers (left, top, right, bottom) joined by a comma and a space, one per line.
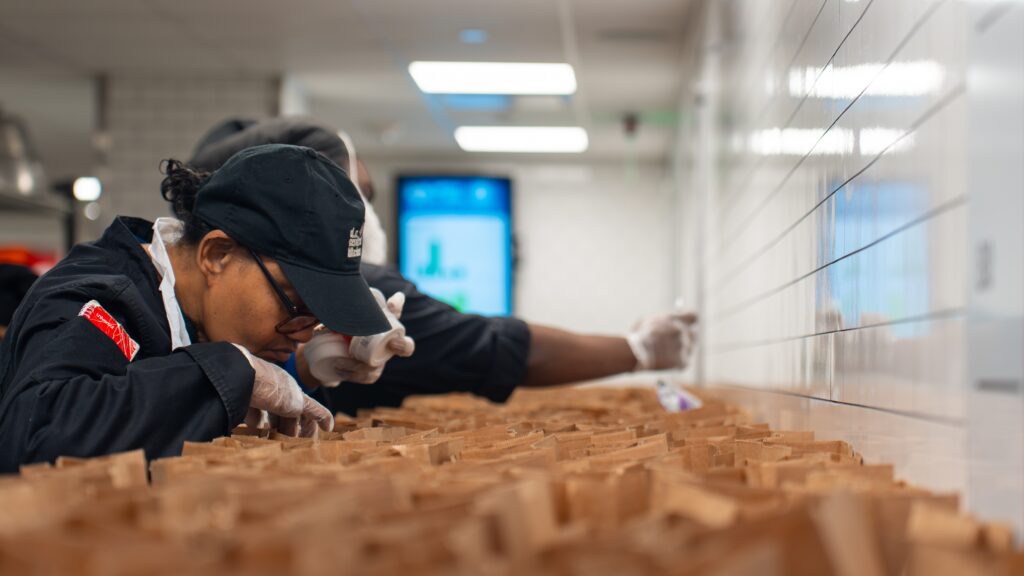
190, 118, 698, 416
0, 263, 38, 342
0, 144, 392, 471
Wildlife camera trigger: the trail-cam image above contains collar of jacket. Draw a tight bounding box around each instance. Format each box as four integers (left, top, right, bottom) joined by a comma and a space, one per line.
96, 216, 200, 344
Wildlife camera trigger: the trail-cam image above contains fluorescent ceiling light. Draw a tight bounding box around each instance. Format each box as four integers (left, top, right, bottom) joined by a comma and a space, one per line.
409, 62, 577, 95
455, 126, 589, 153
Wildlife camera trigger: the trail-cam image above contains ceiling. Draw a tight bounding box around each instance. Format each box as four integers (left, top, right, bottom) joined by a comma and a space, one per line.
0, 0, 694, 162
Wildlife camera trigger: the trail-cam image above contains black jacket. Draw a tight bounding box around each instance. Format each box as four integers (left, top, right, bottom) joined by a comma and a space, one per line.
326, 264, 531, 416
0, 217, 254, 471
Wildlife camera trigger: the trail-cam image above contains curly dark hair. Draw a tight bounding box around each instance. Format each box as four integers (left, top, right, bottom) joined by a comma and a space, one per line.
159, 159, 214, 244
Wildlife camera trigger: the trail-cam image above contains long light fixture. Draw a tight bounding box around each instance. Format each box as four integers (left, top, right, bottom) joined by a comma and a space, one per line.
788, 61, 945, 99
455, 126, 589, 153
746, 127, 916, 157
409, 61, 577, 95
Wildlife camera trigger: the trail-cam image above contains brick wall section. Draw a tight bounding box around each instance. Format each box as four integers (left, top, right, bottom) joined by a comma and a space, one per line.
89, 75, 277, 236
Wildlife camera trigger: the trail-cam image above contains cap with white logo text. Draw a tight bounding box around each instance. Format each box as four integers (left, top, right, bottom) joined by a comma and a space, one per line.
193, 143, 389, 336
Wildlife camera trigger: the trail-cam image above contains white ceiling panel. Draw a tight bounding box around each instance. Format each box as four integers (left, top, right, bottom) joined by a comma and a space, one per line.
0, 0, 694, 162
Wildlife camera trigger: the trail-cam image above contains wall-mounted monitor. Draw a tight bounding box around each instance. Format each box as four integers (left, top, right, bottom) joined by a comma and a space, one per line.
396, 175, 513, 316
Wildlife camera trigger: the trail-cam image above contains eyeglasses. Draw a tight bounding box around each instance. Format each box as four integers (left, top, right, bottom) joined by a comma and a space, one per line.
246, 247, 319, 335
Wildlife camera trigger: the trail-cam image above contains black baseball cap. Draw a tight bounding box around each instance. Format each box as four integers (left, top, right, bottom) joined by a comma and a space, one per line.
190, 117, 348, 173
194, 143, 389, 336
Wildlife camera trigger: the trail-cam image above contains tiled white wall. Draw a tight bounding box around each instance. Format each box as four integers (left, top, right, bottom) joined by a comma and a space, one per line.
86, 75, 277, 239
676, 0, 1024, 529
709, 0, 967, 415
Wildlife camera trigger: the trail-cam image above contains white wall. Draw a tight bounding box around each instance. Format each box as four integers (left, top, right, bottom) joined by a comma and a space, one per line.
675, 0, 1024, 527
366, 159, 676, 334
965, 3, 1024, 538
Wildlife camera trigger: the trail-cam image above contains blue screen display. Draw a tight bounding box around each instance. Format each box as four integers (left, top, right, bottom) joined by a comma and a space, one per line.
397, 176, 512, 316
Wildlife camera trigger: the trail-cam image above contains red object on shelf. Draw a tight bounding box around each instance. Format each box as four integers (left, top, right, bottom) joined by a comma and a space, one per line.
0, 246, 58, 275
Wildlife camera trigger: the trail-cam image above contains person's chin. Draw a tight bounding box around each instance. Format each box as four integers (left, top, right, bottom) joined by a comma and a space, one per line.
260, 349, 294, 363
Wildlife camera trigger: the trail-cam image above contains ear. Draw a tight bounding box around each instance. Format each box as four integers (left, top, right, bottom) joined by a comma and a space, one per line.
356, 158, 375, 202
196, 230, 243, 284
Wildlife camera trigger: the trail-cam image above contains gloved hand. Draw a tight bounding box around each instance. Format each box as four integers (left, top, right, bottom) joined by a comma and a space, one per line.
626, 311, 698, 371
232, 343, 335, 436
313, 289, 415, 386
361, 290, 416, 363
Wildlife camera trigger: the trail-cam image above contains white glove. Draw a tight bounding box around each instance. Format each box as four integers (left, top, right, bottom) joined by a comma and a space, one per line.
312, 290, 415, 386
361, 290, 416, 363
626, 311, 698, 371
232, 343, 335, 436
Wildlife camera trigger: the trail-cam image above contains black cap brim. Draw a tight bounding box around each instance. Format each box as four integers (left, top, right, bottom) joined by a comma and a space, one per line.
277, 260, 390, 336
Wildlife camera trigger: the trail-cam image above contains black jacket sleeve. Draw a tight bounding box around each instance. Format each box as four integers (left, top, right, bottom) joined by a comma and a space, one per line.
325, 264, 531, 416
0, 280, 254, 471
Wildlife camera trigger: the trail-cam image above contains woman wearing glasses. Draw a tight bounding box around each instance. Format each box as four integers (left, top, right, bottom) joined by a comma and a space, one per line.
0, 144, 394, 471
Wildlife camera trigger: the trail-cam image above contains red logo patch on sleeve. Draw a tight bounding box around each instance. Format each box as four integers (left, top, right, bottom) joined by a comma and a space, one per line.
78, 300, 141, 361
